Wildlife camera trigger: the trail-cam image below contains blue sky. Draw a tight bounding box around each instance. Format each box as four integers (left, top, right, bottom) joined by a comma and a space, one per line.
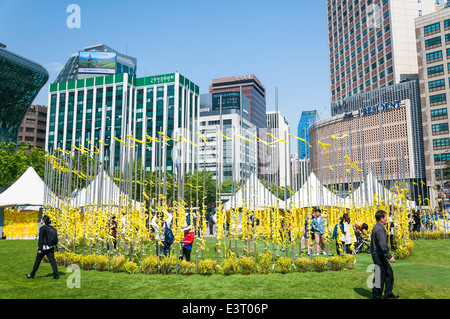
0, 0, 331, 142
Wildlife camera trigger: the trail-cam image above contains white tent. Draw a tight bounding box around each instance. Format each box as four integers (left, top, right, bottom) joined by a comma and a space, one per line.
70, 171, 142, 209
286, 172, 346, 208
345, 171, 416, 208
0, 167, 48, 208
222, 174, 286, 210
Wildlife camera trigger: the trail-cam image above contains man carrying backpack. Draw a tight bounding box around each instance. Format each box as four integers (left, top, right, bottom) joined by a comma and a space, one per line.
26, 215, 59, 279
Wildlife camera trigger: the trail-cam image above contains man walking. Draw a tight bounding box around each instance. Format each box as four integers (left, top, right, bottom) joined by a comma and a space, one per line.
370, 210, 398, 299
311, 208, 326, 256
26, 215, 59, 279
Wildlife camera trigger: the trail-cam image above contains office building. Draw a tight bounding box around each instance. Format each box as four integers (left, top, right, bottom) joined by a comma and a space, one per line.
18, 105, 47, 149
415, 2, 450, 207
46, 72, 199, 174
297, 110, 317, 159
0, 44, 48, 144
199, 92, 257, 182
309, 80, 426, 203
265, 111, 290, 187
327, 0, 437, 113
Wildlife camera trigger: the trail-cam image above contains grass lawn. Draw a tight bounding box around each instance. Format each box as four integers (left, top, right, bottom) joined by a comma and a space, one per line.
0, 238, 449, 300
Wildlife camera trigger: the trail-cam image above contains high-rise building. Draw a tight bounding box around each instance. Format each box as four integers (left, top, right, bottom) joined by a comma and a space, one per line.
327, 0, 437, 114
310, 81, 427, 203
199, 92, 257, 182
46, 72, 199, 174
209, 74, 267, 129
265, 111, 290, 187
297, 110, 317, 159
54, 44, 137, 83
415, 2, 450, 207
18, 105, 47, 149
0, 44, 48, 144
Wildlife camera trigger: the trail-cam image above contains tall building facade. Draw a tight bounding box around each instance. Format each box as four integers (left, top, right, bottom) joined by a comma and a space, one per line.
199, 92, 256, 182
46, 72, 199, 174
415, 3, 450, 207
209, 74, 267, 129
328, 0, 437, 114
310, 81, 426, 203
265, 111, 290, 187
297, 110, 317, 159
18, 105, 47, 149
0, 44, 48, 144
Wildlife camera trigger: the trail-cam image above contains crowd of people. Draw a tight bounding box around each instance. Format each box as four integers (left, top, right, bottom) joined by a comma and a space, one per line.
408, 209, 449, 233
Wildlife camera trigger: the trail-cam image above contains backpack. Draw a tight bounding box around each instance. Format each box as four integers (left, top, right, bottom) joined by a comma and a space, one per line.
164, 222, 174, 246
46, 226, 59, 246
332, 223, 344, 241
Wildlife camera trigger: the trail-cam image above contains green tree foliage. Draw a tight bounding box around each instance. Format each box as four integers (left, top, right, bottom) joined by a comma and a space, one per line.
0, 142, 46, 192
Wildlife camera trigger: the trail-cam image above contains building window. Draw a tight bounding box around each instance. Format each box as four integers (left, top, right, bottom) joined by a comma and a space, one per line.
424, 22, 440, 36
433, 138, 450, 151
426, 50, 443, 63
434, 152, 450, 163
432, 122, 449, 135
429, 79, 445, 92
430, 93, 447, 106
430, 108, 448, 121
425, 36, 442, 49
445, 19, 450, 30
427, 64, 444, 77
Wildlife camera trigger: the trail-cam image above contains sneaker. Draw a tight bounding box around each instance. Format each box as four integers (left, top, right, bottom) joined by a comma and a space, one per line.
53, 276, 59, 280
316, 253, 320, 256
26, 274, 34, 279
323, 251, 327, 255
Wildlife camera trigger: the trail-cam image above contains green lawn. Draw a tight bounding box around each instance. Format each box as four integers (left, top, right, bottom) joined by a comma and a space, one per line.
1, 239, 449, 299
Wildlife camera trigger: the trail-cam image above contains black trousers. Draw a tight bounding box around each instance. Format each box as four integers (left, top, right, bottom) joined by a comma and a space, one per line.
371, 254, 394, 298
30, 248, 58, 278
180, 247, 192, 262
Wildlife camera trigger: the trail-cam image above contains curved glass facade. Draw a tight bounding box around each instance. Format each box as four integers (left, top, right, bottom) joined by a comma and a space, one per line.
0, 47, 48, 144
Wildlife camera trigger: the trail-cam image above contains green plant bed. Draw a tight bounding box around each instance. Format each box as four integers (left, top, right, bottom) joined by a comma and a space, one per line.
2, 239, 450, 299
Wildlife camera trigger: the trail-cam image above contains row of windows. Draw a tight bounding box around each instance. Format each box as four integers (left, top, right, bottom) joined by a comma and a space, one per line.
430, 108, 448, 119
432, 122, 449, 133
430, 93, 447, 105
435, 153, 450, 162
424, 19, 450, 36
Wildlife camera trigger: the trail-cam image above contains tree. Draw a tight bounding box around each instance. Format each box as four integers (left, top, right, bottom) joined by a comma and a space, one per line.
0, 141, 46, 192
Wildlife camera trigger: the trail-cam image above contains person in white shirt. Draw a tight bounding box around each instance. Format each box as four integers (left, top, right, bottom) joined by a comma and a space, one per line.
151, 210, 173, 256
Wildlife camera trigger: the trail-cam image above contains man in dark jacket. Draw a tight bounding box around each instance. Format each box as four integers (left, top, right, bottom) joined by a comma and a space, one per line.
26, 215, 59, 279
370, 210, 398, 299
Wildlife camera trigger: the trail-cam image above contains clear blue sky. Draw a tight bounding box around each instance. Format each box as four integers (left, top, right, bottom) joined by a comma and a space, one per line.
0, 0, 331, 144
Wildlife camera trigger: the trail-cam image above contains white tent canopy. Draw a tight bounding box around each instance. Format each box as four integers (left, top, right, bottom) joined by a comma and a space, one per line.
70, 171, 142, 209
0, 167, 48, 208
222, 173, 286, 210
286, 172, 346, 208
345, 171, 416, 208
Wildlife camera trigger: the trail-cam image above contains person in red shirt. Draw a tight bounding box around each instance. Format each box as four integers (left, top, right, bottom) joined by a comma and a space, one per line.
179, 223, 194, 262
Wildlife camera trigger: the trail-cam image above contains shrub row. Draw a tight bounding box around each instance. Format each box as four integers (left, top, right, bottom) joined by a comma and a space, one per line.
50, 251, 356, 275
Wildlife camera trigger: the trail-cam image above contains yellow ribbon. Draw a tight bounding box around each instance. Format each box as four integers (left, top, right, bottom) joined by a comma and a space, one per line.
331, 134, 349, 139
344, 155, 362, 172
318, 141, 333, 170
289, 134, 311, 147
216, 132, 232, 140
234, 132, 251, 143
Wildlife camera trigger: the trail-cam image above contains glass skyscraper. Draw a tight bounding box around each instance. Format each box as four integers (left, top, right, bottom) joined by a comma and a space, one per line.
0, 44, 48, 144
297, 110, 317, 159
